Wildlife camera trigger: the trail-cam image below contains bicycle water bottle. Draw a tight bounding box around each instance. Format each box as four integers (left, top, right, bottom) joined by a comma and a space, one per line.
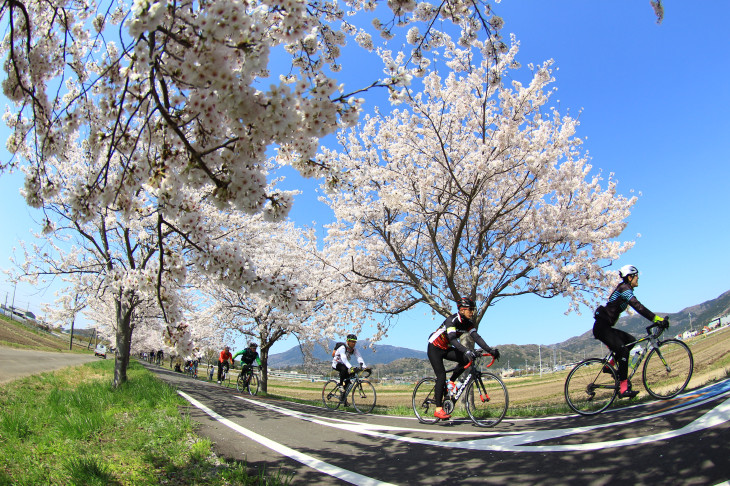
447, 381, 457, 395
629, 346, 642, 369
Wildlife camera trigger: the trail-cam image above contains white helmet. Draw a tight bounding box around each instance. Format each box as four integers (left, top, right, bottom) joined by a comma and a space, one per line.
618, 265, 639, 279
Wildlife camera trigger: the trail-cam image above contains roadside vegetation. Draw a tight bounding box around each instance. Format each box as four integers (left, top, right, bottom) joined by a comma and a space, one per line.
0, 360, 291, 485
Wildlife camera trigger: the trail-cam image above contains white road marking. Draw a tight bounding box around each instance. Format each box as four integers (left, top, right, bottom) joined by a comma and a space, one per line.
239, 385, 730, 453
178, 391, 397, 486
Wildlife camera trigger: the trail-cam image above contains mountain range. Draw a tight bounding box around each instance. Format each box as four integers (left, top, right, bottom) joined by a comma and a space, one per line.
268, 289, 730, 369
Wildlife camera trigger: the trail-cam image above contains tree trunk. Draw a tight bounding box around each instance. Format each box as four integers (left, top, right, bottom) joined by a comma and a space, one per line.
112, 297, 134, 388
260, 347, 268, 393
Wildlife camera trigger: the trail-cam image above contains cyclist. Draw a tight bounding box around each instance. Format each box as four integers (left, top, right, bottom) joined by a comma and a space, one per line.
332, 334, 367, 398
593, 264, 667, 399
427, 296, 500, 420
217, 346, 233, 383
156, 349, 164, 365
233, 342, 262, 380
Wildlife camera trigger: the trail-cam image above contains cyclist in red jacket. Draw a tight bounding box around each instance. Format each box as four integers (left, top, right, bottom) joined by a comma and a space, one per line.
217, 346, 233, 383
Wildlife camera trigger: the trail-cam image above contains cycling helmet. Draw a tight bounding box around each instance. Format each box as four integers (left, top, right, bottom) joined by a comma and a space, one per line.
248, 342, 258, 348
346, 334, 357, 341
457, 297, 476, 309
618, 265, 639, 279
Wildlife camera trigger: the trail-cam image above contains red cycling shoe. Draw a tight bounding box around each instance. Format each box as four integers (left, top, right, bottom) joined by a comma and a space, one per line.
434, 409, 451, 420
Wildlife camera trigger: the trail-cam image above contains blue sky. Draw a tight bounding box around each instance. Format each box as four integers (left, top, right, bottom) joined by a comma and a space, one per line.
2, 1, 728, 354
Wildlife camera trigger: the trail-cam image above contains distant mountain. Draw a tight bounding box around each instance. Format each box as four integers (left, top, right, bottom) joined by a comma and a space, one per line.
268, 340, 427, 367
268, 289, 730, 369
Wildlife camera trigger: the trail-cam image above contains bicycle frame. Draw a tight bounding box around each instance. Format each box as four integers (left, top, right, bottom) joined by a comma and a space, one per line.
603, 323, 666, 381
342, 369, 371, 398
445, 353, 497, 402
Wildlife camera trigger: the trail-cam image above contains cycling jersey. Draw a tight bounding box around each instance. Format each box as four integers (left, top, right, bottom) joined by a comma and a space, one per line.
219, 350, 233, 363
332, 344, 365, 370
233, 348, 261, 366
428, 313, 488, 353
595, 282, 656, 326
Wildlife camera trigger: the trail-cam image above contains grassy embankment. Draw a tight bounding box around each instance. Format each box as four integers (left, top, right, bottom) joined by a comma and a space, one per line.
0, 359, 291, 485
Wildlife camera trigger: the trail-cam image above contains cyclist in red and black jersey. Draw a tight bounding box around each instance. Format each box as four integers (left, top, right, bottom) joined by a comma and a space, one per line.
593, 265, 667, 398
427, 296, 499, 420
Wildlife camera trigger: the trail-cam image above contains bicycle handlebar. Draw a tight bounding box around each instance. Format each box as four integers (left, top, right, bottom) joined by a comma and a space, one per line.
646, 316, 670, 337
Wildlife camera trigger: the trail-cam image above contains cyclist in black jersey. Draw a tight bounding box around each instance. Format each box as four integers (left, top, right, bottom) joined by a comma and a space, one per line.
427, 296, 499, 420
593, 265, 666, 398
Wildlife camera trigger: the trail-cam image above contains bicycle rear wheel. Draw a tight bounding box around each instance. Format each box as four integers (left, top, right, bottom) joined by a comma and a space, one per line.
642, 339, 693, 399
322, 380, 342, 410
351, 380, 376, 414
565, 358, 618, 415
412, 378, 440, 424
464, 373, 508, 427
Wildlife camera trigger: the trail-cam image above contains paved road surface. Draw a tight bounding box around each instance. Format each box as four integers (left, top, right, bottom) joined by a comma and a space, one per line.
0, 346, 99, 384
143, 362, 730, 485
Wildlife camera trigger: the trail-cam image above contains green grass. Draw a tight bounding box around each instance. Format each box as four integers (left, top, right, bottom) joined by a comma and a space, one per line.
0, 360, 292, 485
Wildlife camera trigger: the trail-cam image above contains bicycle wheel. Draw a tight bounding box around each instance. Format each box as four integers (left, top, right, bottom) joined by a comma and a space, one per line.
464, 373, 508, 427
351, 380, 376, 414
642, 339, 693, 399
565, 358, 618, 415
236, 373, 247, 392
322, 380, 342, 410
412, 378, 440, 424
247, 373, 260, 396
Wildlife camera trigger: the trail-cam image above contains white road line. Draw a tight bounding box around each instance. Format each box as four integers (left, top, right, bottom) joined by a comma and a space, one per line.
178, 391, 397, 486
239, 388, 730, 453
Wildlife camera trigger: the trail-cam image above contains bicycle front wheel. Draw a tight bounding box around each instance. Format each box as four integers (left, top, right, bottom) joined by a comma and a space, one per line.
642, 339, 693, 399
351, 380, 376, 414
322, 380, 342, 410
412, 378, 440, 424
565, 358, 618, 415
464, 373, 508, 427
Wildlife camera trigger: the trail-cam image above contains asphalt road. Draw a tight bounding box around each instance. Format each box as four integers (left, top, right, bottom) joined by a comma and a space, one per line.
0, 346, 99, 384
143, 362, 730, 486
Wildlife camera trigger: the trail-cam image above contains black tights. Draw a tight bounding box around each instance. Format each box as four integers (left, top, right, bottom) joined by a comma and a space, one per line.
593, 320, 635, 381
427, 343, 469, 407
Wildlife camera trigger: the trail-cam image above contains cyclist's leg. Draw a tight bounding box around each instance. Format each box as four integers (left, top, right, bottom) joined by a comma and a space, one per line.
217, 361, 223, 382
335, 363, 349, 388
427, 343, 450, 408
446, 348, 469, 383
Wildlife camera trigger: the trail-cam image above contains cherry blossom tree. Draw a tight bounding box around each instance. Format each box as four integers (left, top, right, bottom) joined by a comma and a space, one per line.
317, 37, 637, 328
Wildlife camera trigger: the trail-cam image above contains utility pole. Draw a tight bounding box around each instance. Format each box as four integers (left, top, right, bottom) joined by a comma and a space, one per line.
10, 281, 17, 322
689, 312, 693, 332
539, 345, 542, 377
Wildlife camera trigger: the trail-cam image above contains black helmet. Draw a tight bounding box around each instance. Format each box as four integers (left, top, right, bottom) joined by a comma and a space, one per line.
346, 334, 357, 341
248, 342, 258, 348
457, 297, 476, 309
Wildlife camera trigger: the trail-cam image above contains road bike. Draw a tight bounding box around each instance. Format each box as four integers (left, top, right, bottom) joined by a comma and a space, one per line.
412, 351, 508, 427
219, 362, 231, 384
322, 368, 377, 414
564, 319, 693, 415
236, 365, 260, 395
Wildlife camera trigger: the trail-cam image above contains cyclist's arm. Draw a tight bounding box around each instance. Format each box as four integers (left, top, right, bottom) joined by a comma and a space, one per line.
232, 350, 243, 360
468, 329, 490, 352
447, 327, 470, 354
628, 296, 656, 322
255, 356, 262, 367
353, 348, 365, 368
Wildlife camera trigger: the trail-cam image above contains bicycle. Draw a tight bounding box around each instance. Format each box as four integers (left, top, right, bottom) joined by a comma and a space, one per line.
564, 319, 693, 415
322, 368, 377, 414
219, 362, 231, 384
412, 351, 508, 427
236, 365, 260, 395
